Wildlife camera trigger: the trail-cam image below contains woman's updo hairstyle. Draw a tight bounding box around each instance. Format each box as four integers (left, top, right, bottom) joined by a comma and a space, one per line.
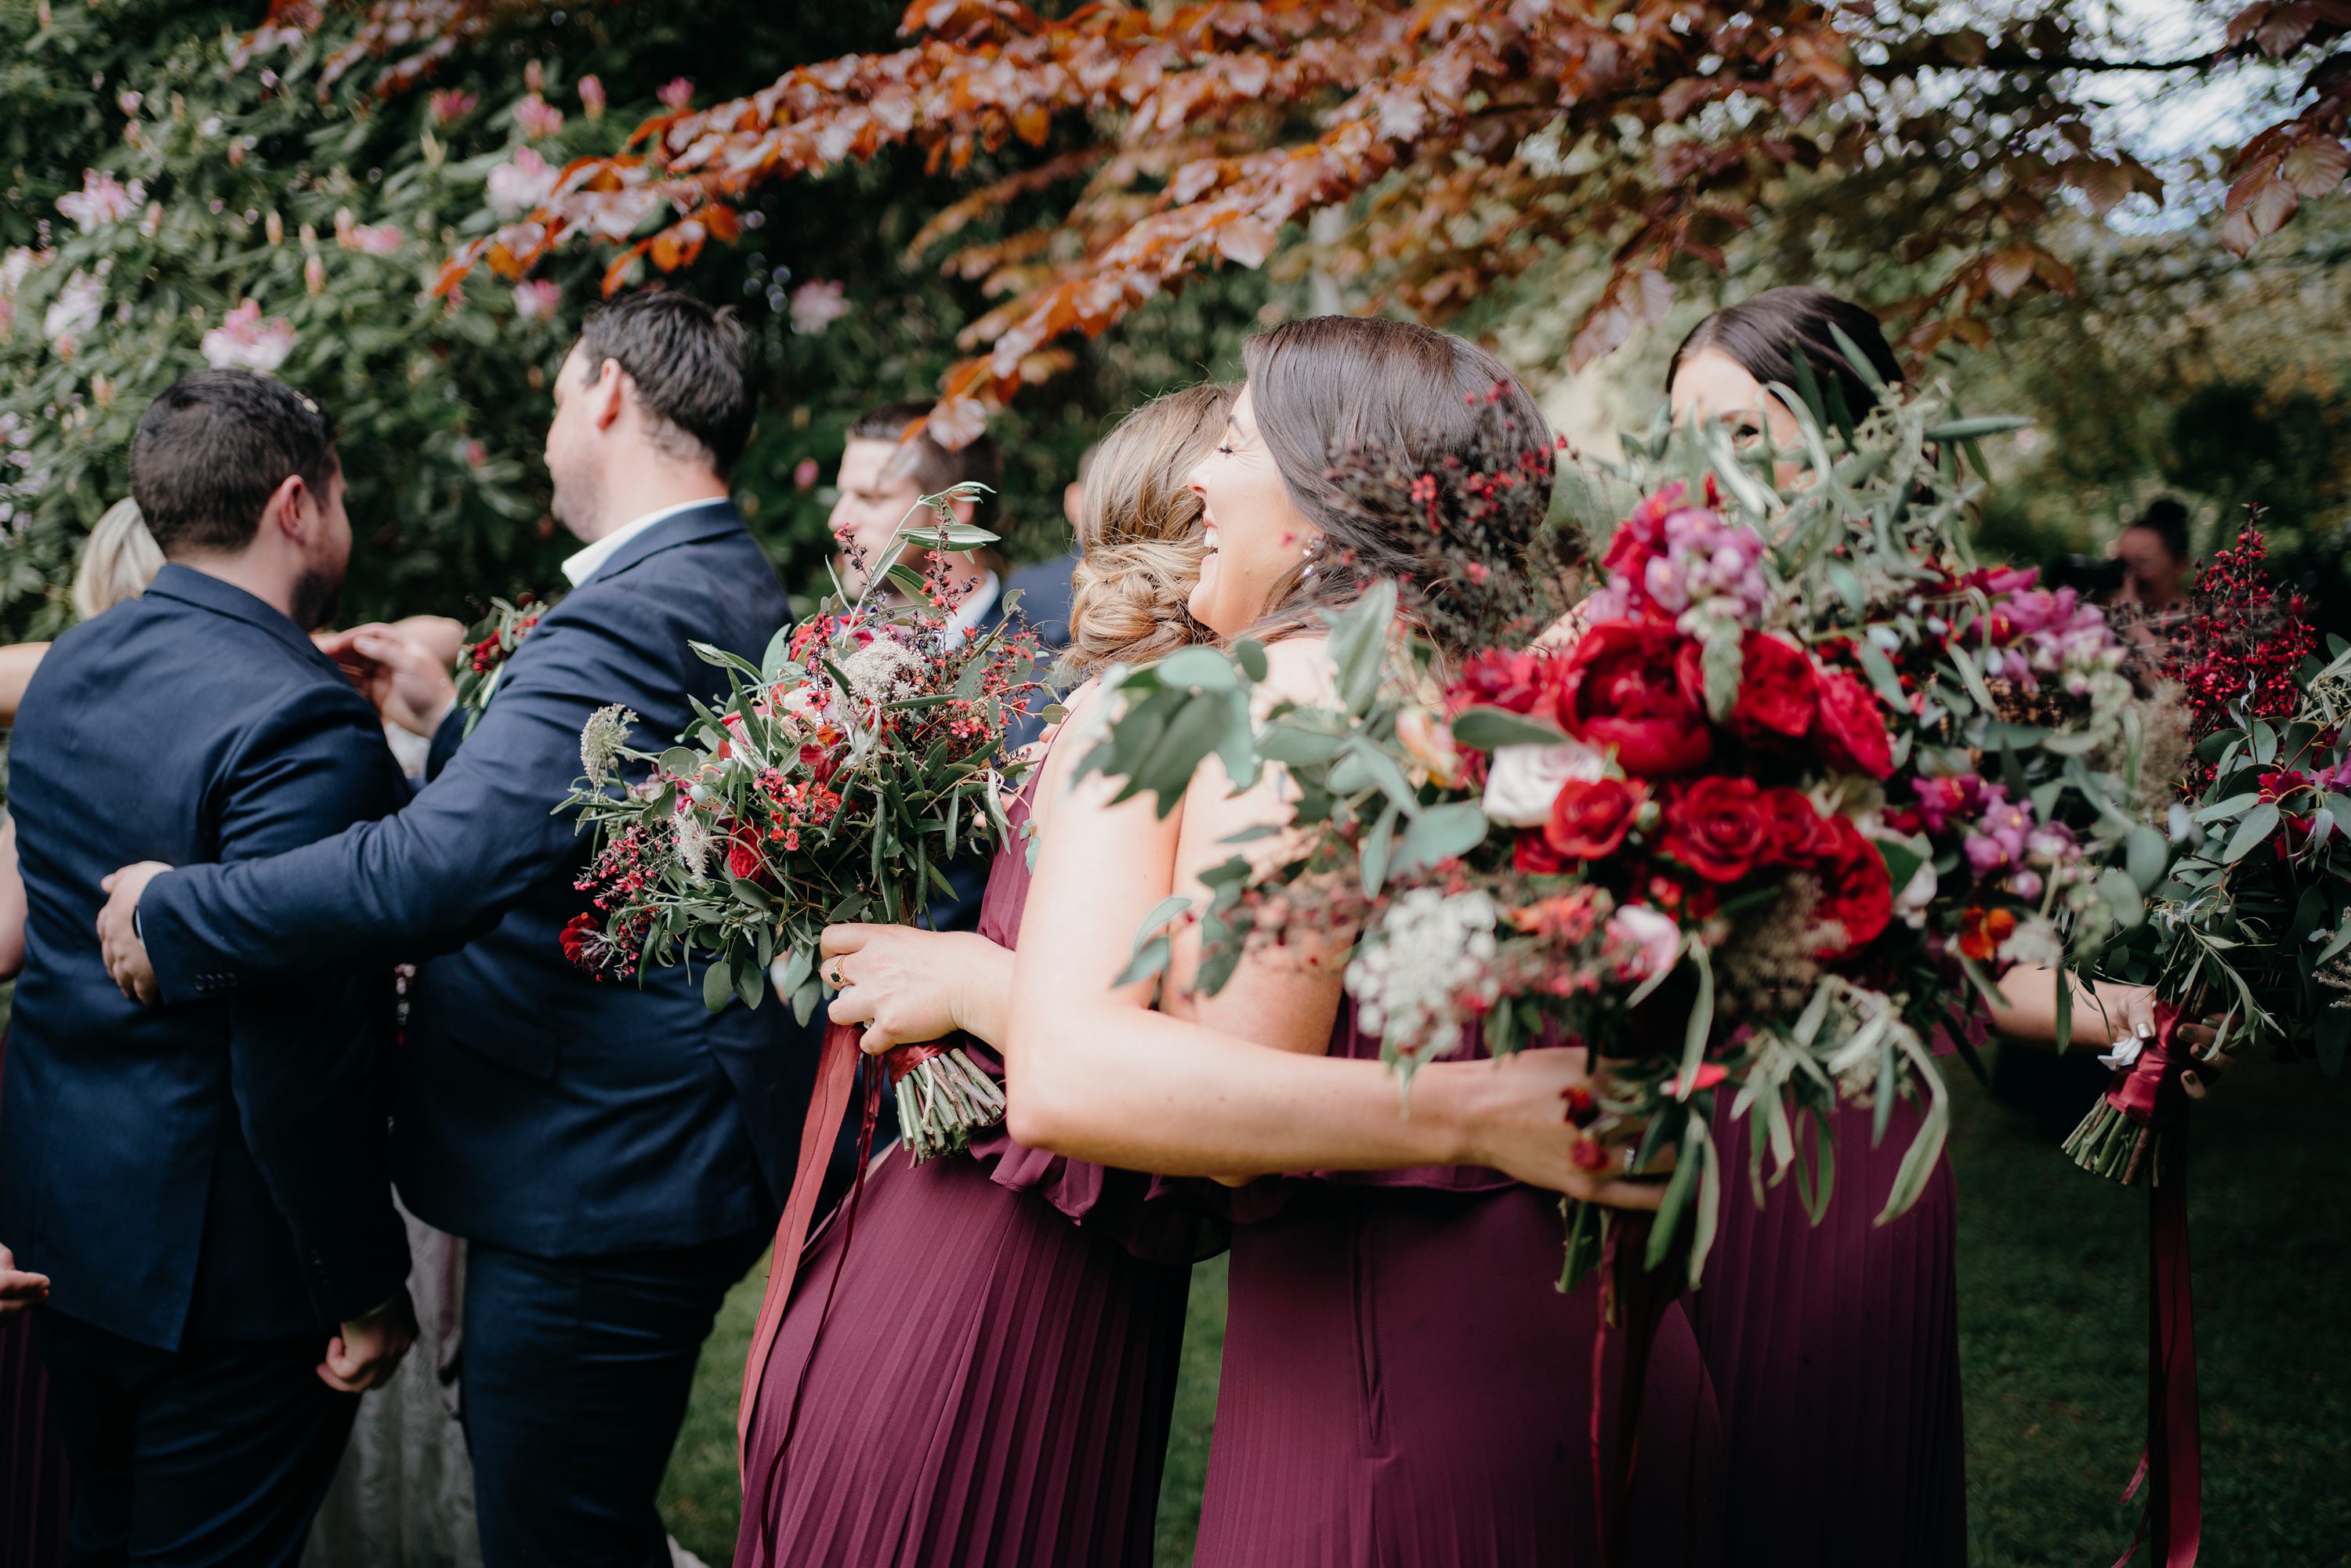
1241, 316, 1554, 650
1667, 285, 1903, 418
1062, 382, 1233, 678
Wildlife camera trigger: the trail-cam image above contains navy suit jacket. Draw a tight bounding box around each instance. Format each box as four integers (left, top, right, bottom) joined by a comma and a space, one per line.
0, 566, 411, 1350
139, 503, 813, 1258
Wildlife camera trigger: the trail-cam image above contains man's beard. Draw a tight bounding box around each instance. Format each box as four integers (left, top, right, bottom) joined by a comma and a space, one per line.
289, 565, 342, 632
550, 463, 601, 541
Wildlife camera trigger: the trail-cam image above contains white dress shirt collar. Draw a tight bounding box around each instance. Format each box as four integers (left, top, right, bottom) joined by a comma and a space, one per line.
560, 497, 726, 588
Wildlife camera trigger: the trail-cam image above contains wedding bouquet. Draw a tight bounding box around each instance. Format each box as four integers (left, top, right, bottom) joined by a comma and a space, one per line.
2067, 530, 2351, 1184
453, 593, 551, 737
1089, 378, 2167, 1294
560, 485, 1040, 1160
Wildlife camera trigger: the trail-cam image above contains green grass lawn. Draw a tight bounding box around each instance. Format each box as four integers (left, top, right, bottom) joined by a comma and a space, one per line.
661, 1050, 2350, 1566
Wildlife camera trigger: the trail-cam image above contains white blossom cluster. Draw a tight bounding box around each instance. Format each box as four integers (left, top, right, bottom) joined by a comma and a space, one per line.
1344, 886, 1502, 1070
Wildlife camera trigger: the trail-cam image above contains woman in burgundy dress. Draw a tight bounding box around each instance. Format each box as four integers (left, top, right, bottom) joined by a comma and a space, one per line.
1665, 286, 1965, 1565
1001, 316, 1720, 1566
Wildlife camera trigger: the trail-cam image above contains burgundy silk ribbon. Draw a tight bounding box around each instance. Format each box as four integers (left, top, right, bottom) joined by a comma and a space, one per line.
2101, 1001, 2202, 1568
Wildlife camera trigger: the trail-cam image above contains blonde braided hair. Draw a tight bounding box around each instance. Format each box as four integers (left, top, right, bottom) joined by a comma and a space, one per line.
1062, 382, 1233, 677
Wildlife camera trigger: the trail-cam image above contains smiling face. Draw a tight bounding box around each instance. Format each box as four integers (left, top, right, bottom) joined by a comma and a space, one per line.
1183, 385, 1317, 637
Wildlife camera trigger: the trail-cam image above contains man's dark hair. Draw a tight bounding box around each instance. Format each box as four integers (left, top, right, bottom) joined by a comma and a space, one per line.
129, 371, 339, 558
849, 402, 1000, 534
2129, 496, 2191, 564
575, 291, 757, 476
1669, 285, 1905, 422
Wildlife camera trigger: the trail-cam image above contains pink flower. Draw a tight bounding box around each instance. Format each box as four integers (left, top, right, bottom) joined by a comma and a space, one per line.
657, 77, 695, 110
1606, 904, 1681, 983
56, 169, 143, 233
43, 270, 105, 353
788, 279, 849, 335
429, 89, 477, 126
512, 92, 564, 140
201, 299, 296, 372
342, 222, 404, 255
578, 74, 607, 118
459, 439, 488, 469
486, 147, 559, 218
792, 457, 820, 490
511, 279, 562, 320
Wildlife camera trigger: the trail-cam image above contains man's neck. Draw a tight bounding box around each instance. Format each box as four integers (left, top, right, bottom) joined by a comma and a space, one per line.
169, 551, 300, 625
574, 471, 729, 545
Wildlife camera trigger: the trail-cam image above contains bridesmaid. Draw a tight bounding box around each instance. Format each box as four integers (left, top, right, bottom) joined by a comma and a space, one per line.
1002, 316, 1722, 1566
1665, 284, 1965, 1566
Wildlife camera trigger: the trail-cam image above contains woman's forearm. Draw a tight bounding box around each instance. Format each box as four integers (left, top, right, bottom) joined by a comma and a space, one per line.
1992, 963, 2150, 1047
949, 939, 1018, 1048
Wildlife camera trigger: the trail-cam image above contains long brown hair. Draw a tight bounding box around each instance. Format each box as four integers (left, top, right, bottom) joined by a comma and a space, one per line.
1063, 382, 1233, 677
1238, 316, 1553, 652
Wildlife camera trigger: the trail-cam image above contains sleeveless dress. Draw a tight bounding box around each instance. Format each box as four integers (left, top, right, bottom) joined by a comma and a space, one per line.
1689, 1097, 1965, 1566
1194, 1009, 1727, 1568
0, 1031, 71, 1568
734, 784, 1208, 1568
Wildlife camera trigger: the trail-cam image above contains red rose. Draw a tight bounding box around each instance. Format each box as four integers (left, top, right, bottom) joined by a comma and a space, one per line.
1514, 830, 1566, 876
726, 823, 766, 883
1556, 621, 1713, 778
1809, 814, 1893, 958
1730, 632, 1819, 744
1454, 646, 1558, 716
1662, 777, 1770, 883
1758, 786, 1828, 866
1813, 671, 1895, 780
1545, 777, 1648, 860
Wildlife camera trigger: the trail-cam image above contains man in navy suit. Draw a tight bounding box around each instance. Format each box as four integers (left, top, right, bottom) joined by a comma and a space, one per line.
96, 295, 808, 1567
1, 371, 416, 1565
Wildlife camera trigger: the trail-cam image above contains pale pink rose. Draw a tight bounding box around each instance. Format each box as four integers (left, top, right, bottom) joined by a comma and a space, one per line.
511, 279, 562, 320
788, 279, 849, 335
429, 89, 477, 126
578, 74, 606, 118
512, 92, 565, 140
201, 299, 295, 372
1479, 740, 1605, 827
1394, 707, 1463, 788
485, 147, 559, 218
657, 77, 695, 110
1607, 904, 1682, 983
56, 169, 143, 233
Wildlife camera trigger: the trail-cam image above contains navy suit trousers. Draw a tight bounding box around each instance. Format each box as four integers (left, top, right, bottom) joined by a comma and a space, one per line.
461, 1231, 766, 1568
31, 1309, 357, 1567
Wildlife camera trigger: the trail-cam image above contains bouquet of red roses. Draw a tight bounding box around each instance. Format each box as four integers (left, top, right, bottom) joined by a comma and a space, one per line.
1091, 383, 2163, 1294
561, 485, 1040, 1161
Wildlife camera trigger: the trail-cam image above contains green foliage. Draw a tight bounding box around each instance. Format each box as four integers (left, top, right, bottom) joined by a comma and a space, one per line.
0, 0, 1268, 639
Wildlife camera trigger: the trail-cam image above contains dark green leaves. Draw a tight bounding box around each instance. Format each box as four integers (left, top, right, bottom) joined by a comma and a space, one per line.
1450, 705, 1567, 751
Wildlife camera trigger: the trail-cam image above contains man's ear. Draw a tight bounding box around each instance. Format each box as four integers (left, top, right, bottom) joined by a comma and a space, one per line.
591, 357, 629, 433
262, 472, 313, 545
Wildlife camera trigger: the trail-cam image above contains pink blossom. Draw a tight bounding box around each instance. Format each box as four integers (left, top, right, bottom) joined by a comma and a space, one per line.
788, 279, 849, 335
56, 169, 143, 233
459, 439, 488, 469
793, 457, 820, 490
512, 92, 565, 140
42, 270, 104, 353
342, 223, 404, 256
1911, 773, 1983, 834
201, 299, 296, 373
485, 147, 559, 218
116, 90, 142, 118
1606, 904, 1681, 983
657, 77, 695, 110
511, 279, 562, 320
578, 75, 607, 118
429, 89, 477, 126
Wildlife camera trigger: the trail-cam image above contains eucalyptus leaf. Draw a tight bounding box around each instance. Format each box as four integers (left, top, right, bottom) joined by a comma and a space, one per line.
1451, 706, 1568, 751
2222, 802, 2282, 864
1391, 801, 1490, 876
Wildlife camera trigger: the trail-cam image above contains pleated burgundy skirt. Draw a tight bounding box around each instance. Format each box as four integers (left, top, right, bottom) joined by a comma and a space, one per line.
1196, 1179, 1723, 1567
1688, 1097, 1965, 1566
1, 1030, 71, 1568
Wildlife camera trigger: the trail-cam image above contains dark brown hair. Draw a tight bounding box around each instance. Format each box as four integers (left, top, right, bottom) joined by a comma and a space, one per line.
1241, 316, 1553, 649
849, 402, 1002, 535
575, 291, 756, 475
130, 371, 338, 558
1668, 285, 1903, 419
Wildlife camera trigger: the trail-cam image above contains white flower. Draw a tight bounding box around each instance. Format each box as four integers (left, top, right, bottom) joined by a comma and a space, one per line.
56, 169, 143, 232
485, 147, 559, 218
1893, 855, 1937, 929
579, 703, 639, 786
2, 248, 38, 296
788, 279, 850, 336
1480, 740, 1605, 827
511, 279, 562, 320
838, 636, 926, 706
200, 300, 295, 371
1606, 904, 1681, 982
1343, 887, 1501, 1067
42, 270, 104, 349
673, 809, 717, 884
